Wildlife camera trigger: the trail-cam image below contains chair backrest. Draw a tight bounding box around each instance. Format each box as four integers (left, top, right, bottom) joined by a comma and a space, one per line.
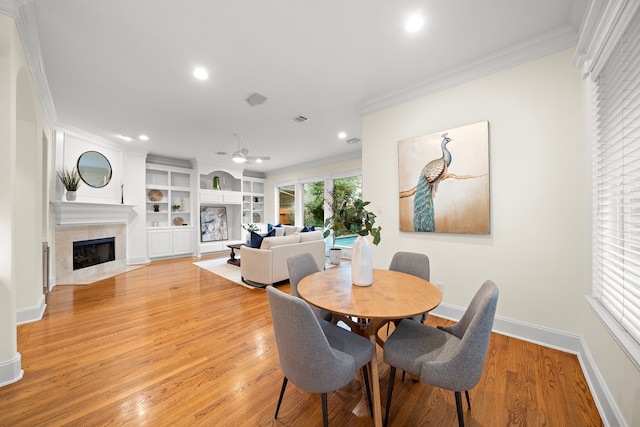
266, 286, 356, 393
389, 251, 430, 281
287, 252, 321, 297
423, 280, 499, 391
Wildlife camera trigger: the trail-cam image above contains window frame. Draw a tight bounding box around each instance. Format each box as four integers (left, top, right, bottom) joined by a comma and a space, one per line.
588, 5, 640, 371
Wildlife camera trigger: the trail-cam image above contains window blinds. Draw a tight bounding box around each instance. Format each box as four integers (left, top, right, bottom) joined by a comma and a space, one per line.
593, 11, 640, 346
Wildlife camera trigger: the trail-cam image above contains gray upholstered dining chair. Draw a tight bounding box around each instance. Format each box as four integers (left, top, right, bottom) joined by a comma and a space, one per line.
387, 251, 431, 330
266, 286, 374, 426
287, 252, 332, 321
383, 280, 499, 427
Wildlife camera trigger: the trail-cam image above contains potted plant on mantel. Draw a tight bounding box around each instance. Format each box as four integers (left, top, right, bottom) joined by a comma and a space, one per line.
57, 167, 82, 201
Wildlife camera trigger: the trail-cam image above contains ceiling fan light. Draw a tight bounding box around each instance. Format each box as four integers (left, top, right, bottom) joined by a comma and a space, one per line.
232, 152, 246, 163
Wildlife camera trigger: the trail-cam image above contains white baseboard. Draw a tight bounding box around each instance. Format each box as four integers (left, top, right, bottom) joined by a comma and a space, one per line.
16, 293, 46, 325
0, 353, 23, 387
430, 303, 625, 427
127, 256, 149, 265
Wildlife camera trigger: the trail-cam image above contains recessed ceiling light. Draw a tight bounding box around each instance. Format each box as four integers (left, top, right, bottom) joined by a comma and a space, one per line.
405, 15, 424, 32
118, 135, 133, 141
193, 67, 209, 80
338, 132, 347, 139
256, 158, 263, 163
139, 135, 149, 141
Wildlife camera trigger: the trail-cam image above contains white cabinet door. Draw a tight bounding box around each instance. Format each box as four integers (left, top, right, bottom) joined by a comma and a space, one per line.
173, 228, 195, 255
148, 229, 173, 258
222, 191, 242, 203
200, 190, 223, 203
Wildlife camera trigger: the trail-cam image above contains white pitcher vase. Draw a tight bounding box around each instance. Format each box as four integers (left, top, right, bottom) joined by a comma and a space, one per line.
351, 235, 372, 286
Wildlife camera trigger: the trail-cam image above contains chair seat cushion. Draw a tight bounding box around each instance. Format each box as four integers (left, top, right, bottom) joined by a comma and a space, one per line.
320, 320, 374, 369
384, 319, 460, 376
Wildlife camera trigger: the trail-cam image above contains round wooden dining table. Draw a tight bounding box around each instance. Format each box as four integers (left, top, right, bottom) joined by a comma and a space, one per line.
298, 267, 442, 427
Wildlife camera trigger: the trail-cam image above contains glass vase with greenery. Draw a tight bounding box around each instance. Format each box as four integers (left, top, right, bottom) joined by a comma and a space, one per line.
242, 223, 260, 233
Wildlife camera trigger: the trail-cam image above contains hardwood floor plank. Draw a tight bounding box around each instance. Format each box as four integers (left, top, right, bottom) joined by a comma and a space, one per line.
0, 256, 603, 426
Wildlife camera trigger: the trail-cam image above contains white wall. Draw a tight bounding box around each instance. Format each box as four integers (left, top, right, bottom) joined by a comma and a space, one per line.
362, 48, 640, 426
0, 12, 50, 386
363, 48, 590, 332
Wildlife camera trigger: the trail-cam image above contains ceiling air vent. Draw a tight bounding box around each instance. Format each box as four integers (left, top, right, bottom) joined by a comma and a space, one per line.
245, 92, 267, 107
291, 115, 308, 123
346, 137, 361, 144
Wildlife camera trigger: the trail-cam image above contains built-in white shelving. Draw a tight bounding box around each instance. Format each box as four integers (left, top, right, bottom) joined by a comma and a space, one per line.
146, 163, 195, 258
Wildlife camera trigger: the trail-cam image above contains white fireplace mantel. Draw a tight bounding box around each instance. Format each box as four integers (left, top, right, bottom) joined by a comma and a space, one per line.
52, 201, 135, 226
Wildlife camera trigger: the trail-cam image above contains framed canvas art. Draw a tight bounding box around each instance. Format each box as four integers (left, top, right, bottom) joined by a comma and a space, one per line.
201, 206, 228, 242
398, 121, 490, 234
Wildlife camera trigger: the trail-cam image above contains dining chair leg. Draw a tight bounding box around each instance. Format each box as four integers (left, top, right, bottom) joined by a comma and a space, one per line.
384, 366, 397, 427
321, 393, 329, 427
454, 391, 465, 427
465, 390, 471, 409
362, 365, 373, 418
274, 377, 288, 419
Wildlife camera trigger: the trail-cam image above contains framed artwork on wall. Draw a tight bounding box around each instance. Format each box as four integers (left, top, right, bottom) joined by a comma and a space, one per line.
201, 206, 228, 242
398, 121, 490, 234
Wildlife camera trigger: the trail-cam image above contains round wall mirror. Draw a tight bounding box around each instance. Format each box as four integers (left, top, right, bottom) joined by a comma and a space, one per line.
77, 151, 112, 188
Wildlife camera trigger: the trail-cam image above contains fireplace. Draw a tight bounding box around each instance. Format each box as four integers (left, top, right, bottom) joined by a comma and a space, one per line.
55, 224, 126, 284
73, 237, 116, 270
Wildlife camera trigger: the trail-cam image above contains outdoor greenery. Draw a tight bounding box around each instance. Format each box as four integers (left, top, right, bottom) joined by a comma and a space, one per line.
57, 167, 82, 191
321, 176, 380, 247
303, 182, 325, 227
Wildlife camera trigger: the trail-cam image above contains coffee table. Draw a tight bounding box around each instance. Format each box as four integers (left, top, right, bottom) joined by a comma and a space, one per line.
226, 243, 244, 266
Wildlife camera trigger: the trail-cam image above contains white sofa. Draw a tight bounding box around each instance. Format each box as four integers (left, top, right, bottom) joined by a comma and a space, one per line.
240, 230, 325, 287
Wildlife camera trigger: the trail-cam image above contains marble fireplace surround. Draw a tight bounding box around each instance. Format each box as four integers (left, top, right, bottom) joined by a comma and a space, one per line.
53, 201, 136, 285
55, 224, 126, 284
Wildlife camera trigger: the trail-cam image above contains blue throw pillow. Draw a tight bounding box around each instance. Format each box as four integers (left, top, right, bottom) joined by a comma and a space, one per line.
300, 226, 309, 232
250, 229, 275, 248
308, 226, 315, 231
249, 232, 264, 248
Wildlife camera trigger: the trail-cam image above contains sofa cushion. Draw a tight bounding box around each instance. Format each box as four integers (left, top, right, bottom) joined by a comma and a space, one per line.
273, 227, 285, 236
260, 234, 300, 250
298, 230, 323, 242
282, 225, 300, 236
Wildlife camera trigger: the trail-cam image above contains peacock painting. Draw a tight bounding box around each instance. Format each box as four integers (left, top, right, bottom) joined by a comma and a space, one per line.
398, 121, 490, 234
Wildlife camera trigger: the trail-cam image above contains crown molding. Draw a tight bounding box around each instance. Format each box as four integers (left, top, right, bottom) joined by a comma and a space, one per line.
0, 0, 25, 17
264, 150, 361, 177
573, 0, 640, 79
1, 1, 57, 126
357, 24, 579, 115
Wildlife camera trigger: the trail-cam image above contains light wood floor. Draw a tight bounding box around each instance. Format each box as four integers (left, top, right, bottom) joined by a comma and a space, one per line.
1, 256, 603, 426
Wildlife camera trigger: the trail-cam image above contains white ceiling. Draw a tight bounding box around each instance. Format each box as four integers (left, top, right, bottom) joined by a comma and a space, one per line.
17, 0, 588, 174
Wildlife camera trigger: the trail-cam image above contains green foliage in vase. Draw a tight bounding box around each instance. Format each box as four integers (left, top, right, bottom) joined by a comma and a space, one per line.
242, 223, 260, 233
57, 167, 82, 191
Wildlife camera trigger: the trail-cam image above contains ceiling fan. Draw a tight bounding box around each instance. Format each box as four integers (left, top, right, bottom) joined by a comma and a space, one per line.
223, 134, 271, 164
